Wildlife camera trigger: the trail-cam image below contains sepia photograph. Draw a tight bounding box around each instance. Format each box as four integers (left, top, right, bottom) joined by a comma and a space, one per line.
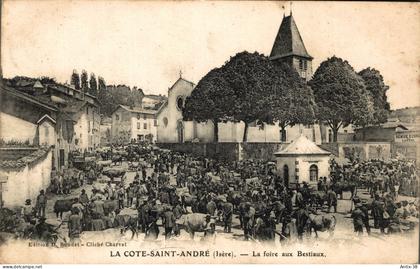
0, 0, 419, 265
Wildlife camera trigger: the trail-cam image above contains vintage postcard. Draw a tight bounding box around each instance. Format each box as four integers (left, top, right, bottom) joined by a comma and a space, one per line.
0, 0, 419, 265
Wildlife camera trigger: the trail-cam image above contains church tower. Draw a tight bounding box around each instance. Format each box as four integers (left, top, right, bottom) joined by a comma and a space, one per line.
269, 14, 313, 81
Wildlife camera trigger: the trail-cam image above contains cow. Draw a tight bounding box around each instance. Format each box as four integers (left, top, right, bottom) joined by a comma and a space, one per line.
53, 198, 78, 219
306, 211, 336, 238
178, 213, 210, 239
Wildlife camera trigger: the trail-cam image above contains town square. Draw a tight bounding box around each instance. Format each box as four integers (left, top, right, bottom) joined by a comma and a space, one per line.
0, 1, 419, 264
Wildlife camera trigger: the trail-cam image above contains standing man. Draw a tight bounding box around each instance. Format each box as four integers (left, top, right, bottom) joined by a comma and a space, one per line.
21, 199, 34, 222
36, 190, 47, 218
163, 206, 176, 239
327, 188, 338, 213
68, 207, 82, 242
222, 201, 233, 233
351, 203, 365, 236
117, 185, 125, 209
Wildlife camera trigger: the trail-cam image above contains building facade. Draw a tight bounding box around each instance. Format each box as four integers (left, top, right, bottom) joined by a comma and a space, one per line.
275, 135, 331, 188
111, 105, 159, 143
156, 14, 327, 145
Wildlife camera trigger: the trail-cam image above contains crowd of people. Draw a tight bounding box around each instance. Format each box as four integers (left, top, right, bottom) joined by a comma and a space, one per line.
8, 143, 420, 244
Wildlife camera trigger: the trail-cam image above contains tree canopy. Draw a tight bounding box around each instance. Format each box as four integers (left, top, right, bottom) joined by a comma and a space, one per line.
358, 67, 390, 125
309, 56, 374, 142
183, 51, 316, 142
268, 62, 316, 141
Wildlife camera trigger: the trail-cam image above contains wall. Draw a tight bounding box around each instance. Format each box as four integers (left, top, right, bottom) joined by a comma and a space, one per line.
354, 127, 395, 142
157, 142, 240, 161
111, 107, 132, 144
296, 155, 330, 184
241, 143, 287, 161
276, 156, 296, 186
337, 142, 391, 161
1, 149, 52, 209
38, 120, 56, 146
99, 123, 112, 146
73, 110, 89, 150
0, 112, 37, 144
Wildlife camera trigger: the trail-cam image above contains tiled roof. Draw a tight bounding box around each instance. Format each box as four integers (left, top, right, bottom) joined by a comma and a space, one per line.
118, 105, 159, 115
275, 134, 330, 156
61, 100, 87, 113
270, 15, 312, 60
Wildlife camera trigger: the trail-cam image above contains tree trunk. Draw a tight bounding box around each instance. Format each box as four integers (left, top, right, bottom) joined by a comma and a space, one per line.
213, 120, 219, 142
243, 122, 249, 142
332, 127, 338, 142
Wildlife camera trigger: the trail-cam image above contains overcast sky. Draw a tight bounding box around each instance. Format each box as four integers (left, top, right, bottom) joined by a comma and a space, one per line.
2, 1, 419, 109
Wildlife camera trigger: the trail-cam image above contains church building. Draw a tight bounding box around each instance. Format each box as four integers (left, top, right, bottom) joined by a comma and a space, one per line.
157, 14, 336, 144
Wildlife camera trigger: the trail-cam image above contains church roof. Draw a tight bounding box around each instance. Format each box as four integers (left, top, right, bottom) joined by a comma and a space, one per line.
274, 134, 330, 156
270, 14, 313, 60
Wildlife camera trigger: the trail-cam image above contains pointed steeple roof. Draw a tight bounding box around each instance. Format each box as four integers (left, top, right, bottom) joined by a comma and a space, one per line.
274, 134, 330, 156
270, 14, 313, 60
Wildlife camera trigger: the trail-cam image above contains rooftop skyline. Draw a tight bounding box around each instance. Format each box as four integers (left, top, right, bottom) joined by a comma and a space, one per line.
2, 1, 419, 109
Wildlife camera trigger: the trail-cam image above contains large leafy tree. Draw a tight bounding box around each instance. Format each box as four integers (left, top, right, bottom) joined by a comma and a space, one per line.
89, 73, 98, 96
222, 52, 274, 142
358, 68, 390, 124
269, 63, 316, 141
183, 67, 235, 142
309, 56, 373, 142
70, 70, 80, 90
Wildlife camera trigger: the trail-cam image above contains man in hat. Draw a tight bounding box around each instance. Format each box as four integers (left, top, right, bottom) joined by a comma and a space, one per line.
35, 217, 53, 241
21, 199, 34, 222
162, 206, 176, 239
68, 207, 82, 241
126, 183, 135, 207
117, 185, 125, 209
222, 201, 233, 233
36, 190, 47, 218
138, 199, 150, 233
351, 203, 365, 236
79, 189, 89, 206
327, 188, 338, 213
359, 201, 371, 235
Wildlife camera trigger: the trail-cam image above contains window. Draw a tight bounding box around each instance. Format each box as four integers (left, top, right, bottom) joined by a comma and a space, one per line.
115, 114, 119, 121
283, 165, 289, 184
176, 96, 184, 110
310, 164, 318, 181
144, 123, 147, 129
280, 129, 287, 142
137, 123, 141, 129
143, 114, 147, 120
154, 119, 158, 127
303, 60, 307, 70
163, 117, 168, 127
137, 114, 141, 120
299, 60, 303, 69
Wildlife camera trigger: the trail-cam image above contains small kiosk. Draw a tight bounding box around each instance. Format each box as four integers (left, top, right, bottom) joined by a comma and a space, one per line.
274, 134, 331, 189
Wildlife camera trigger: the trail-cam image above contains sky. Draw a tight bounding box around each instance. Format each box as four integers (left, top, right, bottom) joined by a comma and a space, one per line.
1, 1, 419, 109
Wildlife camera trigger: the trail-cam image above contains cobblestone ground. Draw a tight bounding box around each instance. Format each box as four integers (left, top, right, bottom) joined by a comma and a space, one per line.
41, 160, 418, 249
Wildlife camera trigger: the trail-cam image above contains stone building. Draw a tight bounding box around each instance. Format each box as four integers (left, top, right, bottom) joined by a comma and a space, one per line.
111, 105, 159, 143
274, 134, 331, 188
